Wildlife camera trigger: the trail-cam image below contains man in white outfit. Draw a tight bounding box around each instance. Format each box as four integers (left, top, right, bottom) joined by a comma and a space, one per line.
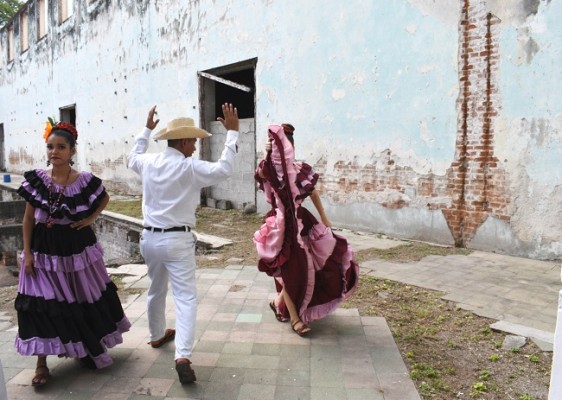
128, 103, 239, 383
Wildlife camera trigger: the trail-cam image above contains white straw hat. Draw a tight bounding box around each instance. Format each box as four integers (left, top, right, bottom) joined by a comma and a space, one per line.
152, 117, 211, 140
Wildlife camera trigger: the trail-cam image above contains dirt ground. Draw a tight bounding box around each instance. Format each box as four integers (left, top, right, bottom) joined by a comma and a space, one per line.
0, 206, 553, 399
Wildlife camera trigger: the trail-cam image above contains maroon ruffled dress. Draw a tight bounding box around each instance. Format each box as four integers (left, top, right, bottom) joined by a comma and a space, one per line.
253, 125, 359, 324
15, 169, 131, 368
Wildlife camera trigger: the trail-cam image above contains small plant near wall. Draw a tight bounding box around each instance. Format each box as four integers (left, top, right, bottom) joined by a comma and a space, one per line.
478, 369, 490, 380
471, 381, 488, 396
528, 354, 540, 363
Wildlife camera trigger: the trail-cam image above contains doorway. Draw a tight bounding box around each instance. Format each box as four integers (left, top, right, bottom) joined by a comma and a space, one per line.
59, 104, 76, 125
198, 58, 257, 210
0, 124, 5, 171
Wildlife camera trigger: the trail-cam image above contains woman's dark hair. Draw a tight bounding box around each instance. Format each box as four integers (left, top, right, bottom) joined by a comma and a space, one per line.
282, 123, 295, 146
50, 129, 77, 148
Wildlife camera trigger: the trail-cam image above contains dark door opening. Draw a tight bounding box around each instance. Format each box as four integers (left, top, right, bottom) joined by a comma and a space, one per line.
60, 105, 76, 126
213, 70, 255, 119
198, 58, 257, 210
0, 124, 5, 171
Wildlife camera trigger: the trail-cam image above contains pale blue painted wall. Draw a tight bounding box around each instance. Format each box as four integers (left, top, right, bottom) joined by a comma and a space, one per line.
499, 3, 562, 185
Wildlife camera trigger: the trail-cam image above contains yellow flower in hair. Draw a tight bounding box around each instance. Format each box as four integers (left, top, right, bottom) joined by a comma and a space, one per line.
43, 121, 53, 141
43, 117, 58, 142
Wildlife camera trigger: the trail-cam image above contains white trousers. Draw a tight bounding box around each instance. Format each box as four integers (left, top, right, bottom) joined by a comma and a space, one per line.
140, 230, 197, 360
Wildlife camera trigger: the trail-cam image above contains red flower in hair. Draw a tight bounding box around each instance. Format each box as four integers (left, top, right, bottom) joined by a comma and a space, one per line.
43, 118, 78, 142
54, 122, 78, 141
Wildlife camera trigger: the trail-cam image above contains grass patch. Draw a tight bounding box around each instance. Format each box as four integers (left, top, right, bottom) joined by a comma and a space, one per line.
343, 275, 552, 399
105, 199, 143, 218
110, 273, 145, 295
355, 242, 472, 263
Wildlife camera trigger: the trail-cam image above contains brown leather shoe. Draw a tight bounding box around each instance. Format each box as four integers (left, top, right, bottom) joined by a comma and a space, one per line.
147, 328, 176, 348
175, 358, 196, 384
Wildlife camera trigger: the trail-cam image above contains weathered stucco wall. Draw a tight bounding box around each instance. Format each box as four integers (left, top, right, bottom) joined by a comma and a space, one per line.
0, 0, 560, 260
475, 0, 562, 259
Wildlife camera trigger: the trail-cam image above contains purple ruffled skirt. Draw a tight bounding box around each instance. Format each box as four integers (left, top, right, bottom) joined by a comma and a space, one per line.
14, 223, 131, 369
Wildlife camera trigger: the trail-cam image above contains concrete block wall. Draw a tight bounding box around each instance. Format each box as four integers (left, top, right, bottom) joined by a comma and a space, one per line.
0, 200, 25, 223
1, 188, 21, 202
206, 118, 256, 210
0, 200, 25, 266
0, 225, 23, 266
95, 211, 144, 265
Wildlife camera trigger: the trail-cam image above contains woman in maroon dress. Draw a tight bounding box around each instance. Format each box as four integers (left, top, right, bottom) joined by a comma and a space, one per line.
254, 124, 359, 336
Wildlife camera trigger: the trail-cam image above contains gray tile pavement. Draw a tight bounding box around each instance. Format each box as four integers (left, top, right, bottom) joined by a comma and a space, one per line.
1, 265, 420, 400
361, 250, 561, 348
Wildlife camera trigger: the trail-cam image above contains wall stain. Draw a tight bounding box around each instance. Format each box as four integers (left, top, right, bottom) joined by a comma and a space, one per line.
8, 149, 36, 166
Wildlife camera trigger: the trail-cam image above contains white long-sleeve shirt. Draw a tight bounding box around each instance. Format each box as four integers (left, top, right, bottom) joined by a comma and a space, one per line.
128, 127, 239, 229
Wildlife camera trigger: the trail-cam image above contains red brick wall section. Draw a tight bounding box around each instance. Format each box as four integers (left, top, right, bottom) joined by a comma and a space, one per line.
315, 150, 448, 210
313, 0, 511, 248
443, 0, 510, 247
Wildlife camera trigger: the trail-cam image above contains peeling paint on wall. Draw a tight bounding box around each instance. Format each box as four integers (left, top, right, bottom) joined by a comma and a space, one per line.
487, 0, 553, 65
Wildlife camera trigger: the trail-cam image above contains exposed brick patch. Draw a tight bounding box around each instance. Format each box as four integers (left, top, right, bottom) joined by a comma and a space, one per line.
314, 150, 451, 211
103, 180, 134, 195
443, 0, 510, 247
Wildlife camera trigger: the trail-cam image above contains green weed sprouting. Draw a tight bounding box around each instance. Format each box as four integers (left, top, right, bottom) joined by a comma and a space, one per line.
478, 370, 490, 380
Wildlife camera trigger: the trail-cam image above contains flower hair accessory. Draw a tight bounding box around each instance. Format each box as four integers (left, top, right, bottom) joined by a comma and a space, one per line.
43, 117, 78, 142
43, 117, 57, 141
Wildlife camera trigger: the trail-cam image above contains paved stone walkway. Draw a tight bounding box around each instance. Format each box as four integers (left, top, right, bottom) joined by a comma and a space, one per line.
1, 264, 420, 400
361, 251, 561, 350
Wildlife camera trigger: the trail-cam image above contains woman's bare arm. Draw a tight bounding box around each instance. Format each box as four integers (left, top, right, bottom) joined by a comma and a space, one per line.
22, 203, 36, 275
310, 189, 332, 227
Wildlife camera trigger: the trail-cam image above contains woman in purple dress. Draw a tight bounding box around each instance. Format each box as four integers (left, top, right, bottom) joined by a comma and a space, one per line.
254, 123, 359, 336
15, 120, 131, 386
